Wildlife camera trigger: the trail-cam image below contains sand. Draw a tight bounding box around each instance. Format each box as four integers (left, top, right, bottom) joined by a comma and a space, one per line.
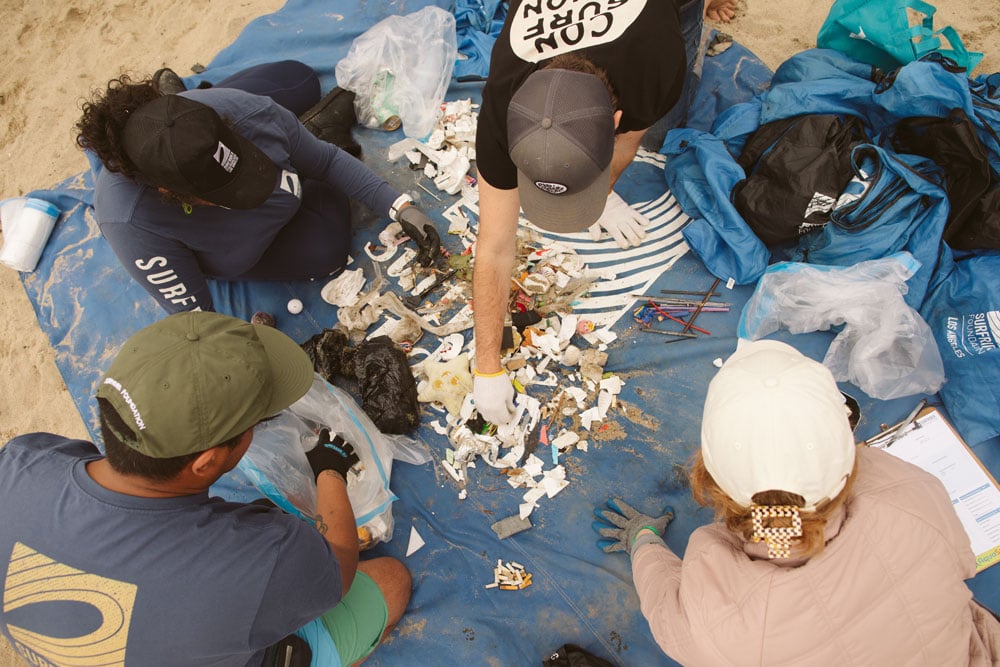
0, 0, 995, 663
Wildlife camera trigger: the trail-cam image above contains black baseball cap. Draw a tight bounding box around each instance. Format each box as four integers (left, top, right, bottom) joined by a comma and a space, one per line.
122, 95, 277, 209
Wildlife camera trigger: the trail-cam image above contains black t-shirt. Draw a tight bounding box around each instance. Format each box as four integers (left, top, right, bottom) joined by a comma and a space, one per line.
476, 0, 686, 189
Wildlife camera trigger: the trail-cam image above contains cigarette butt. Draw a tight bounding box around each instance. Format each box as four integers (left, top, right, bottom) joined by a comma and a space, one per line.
485, 583, 498, 589
500, 584, 518, 590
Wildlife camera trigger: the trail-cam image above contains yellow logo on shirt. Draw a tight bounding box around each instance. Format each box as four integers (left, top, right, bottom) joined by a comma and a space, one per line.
4, 542, 137, 666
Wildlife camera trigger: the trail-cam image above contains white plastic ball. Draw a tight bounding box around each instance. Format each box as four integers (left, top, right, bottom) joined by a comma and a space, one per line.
287, 298, 303, 314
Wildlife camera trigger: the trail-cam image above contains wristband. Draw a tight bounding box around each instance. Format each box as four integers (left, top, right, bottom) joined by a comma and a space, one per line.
631, 525, 660, 545
389, 193, 413, 222
474, 368, 507, 378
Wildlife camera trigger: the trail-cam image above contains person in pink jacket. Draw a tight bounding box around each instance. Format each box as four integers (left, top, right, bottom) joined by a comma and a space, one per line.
594, 339, 1000, 666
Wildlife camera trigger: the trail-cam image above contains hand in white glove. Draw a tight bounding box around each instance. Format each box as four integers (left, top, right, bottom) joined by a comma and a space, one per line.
472, 369, 516, 425
588, 191, 649, 248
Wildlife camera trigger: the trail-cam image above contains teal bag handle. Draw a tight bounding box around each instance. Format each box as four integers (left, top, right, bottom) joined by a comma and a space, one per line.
818, 0, 983, 72
932, 25, 985, 72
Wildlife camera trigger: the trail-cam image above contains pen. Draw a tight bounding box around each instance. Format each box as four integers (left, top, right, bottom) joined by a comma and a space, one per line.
867, 399, 927, 449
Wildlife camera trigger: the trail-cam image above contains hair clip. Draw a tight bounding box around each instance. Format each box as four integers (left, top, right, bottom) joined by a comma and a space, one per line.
750, 504, 803, 559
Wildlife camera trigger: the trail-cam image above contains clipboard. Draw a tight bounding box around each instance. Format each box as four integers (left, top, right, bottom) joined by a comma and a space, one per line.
865, 405, 1000, 573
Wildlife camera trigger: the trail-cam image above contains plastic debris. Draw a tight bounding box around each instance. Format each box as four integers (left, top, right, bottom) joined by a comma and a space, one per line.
490, 514, 532, 539
406, 525, 425, 557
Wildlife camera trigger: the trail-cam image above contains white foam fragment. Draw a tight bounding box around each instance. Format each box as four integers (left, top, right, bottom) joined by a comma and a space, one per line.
551, 430, 579, 450
599, 375, 624, 395
523, 454, 545, 477
519, 502, 535, 520
597, 391, 614, 419
580, 407, 601, 430
542, 475, 569, 499
558, 314, 578, 342
406, 525, 426, 557
566, 387, 588, 406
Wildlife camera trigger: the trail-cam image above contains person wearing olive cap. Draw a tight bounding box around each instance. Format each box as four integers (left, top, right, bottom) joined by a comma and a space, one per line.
471, 0, 704, 426
0, 311, 410, 666
76, 60, 435, 314
593, 339, 1000, 665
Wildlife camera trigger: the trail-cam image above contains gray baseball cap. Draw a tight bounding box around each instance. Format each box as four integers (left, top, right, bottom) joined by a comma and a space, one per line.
508, 69, 615, 233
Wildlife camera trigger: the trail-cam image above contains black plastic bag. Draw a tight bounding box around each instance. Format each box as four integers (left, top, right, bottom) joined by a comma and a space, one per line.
734, 114, 867, 245
891, 108, 1000, 251
301, 330, 420, 435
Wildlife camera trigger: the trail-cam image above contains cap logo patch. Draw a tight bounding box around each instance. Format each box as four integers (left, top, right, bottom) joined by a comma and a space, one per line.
102, 377, 146, 430
534, 180, 568, 195
213, 141, 239, 173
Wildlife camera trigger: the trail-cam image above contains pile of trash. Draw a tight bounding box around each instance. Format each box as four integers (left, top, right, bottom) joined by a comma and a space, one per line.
306, 100, 640, 524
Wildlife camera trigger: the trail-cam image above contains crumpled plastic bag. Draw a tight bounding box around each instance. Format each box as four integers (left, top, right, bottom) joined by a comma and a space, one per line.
238, 374, 431, 548
738, 252, 945, 400
334, 5, 457, 138
302, 329, 421, 435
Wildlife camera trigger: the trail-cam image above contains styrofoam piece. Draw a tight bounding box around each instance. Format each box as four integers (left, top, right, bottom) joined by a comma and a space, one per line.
406, 525, 425, 557
594, 328, 618, 344
551, 430, 579, 450
387, 247, 417, 277
364, 241, 398, 262
580, 407, 601, 430
557, 314, 578, 342
599, 375, 624, 395
597, 391, 614, 419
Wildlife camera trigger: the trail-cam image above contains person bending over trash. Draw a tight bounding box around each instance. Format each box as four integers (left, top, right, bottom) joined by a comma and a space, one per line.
471, 0, 704, 425
76, 60, 434, 313
0, 311, 411, 666
593, 339, 1000, 665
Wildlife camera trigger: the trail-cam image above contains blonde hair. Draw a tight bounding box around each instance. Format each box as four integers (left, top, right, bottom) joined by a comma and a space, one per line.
689, 450, 858, 559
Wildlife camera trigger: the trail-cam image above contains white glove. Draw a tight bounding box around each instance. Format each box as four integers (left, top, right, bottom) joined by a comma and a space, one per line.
472, 369, 516, 425
588, 191, 649, 248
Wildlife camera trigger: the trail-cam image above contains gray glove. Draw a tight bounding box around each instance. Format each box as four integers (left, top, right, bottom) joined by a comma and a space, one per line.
592, 498, 674, 556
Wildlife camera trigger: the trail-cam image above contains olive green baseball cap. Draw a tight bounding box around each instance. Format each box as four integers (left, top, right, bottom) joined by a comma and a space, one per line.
97, 311, 314, 458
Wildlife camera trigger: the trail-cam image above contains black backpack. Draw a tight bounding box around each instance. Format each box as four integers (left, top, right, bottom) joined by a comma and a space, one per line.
733, 114, 868, 246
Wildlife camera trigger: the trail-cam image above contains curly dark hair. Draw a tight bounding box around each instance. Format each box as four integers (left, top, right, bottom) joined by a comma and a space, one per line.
76, 74, 159, 180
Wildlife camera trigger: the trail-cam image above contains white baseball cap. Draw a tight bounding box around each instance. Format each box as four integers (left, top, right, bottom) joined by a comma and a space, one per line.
701, 340, 856, 510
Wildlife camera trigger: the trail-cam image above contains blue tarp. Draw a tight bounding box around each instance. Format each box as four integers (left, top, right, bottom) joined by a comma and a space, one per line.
18, 2, 1000, 664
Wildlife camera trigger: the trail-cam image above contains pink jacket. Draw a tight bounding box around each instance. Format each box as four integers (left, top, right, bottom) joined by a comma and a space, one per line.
632, 446, 1000, 666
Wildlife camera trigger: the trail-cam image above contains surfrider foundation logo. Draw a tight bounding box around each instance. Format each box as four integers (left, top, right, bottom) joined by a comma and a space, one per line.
4, 542, 137, 666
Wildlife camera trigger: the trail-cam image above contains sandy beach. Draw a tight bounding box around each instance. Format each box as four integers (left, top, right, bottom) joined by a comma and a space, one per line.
0, 0, 995, 663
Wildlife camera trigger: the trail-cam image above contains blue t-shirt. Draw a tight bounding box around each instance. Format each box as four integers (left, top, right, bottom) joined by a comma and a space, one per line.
0, 434, 342, 666
94, 87, 400, 313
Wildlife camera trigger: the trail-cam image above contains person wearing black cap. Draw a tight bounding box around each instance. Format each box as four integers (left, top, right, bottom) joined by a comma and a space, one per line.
471, 0, 702, 425
0, 311, 411, 665
76, 60, 434, 313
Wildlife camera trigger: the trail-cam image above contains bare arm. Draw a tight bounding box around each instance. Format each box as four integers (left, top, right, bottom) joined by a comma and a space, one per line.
314, 471, 360, 593
610, 128, 648, 189
472, 176, 522, 374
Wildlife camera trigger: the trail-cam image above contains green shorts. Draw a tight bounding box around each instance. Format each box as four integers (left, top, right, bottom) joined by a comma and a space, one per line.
319, 570, 388, 666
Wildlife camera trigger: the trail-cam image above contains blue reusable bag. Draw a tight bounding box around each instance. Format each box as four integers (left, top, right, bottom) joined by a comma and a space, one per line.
919, 252, 1000, 445
817, 0, 983, 73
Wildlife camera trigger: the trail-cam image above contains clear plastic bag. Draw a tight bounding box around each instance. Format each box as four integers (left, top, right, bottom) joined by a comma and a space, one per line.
737, 252, 946, 400
334, 6, 457, 138
238, 374, 432, 547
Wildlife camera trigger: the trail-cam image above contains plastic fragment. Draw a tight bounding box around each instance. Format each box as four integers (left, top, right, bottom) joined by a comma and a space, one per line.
405, 526, 425, 557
